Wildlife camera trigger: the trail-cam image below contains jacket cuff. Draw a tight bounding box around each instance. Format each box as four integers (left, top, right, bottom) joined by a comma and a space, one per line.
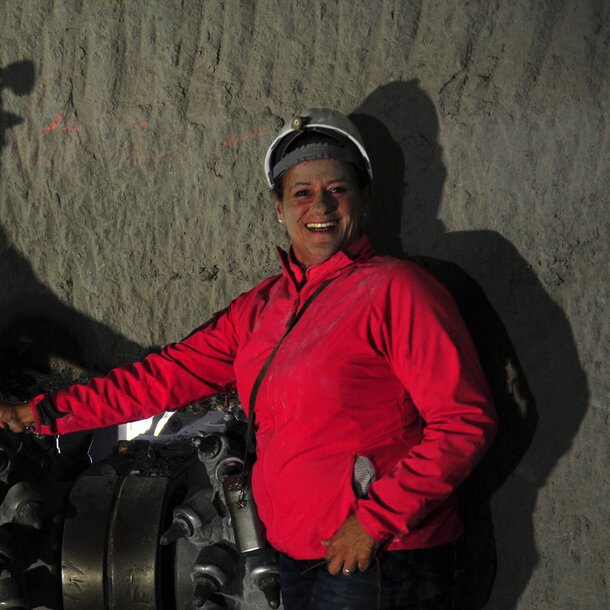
351, 500, 397, 544
30, 393, 66, 435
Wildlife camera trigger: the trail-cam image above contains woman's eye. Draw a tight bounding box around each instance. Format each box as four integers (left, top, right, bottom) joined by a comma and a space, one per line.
293, 189, 310, 197
330, 186, 347, 194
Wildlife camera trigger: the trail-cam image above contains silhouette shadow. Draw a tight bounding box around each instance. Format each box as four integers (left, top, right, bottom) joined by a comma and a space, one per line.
0, 58, 155, 609
351, 81, 588, 609
0, 60, 148, 460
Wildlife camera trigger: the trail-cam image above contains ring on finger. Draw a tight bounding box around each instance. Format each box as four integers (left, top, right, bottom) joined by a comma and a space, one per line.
342, 567, 352, 575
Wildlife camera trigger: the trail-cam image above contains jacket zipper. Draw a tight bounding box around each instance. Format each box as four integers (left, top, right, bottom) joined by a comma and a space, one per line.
287, 276, 307, 329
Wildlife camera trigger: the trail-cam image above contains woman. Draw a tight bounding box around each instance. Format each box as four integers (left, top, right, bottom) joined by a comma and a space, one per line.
0, 109, 496, 609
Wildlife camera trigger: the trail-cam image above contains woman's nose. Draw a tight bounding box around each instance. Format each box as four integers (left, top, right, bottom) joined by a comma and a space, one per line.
311, 190, 336, 215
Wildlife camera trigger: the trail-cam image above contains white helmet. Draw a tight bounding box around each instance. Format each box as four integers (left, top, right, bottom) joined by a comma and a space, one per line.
264, 108, 373, 190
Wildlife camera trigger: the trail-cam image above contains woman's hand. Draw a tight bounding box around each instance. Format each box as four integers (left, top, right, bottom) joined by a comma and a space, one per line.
0, 400, 35, 432
321, 514, 380, 576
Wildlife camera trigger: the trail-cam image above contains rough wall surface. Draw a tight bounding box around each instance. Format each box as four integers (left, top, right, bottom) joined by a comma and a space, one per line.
0, 1, 608, 608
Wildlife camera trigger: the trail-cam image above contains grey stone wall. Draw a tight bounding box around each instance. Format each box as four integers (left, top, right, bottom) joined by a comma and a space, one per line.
0, 1, 607, 608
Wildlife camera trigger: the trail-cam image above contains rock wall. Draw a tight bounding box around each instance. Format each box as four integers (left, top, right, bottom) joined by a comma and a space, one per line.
0, 1, 608, 608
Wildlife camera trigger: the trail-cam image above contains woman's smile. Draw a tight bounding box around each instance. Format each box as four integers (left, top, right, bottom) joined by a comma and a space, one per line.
305, 220, 338, 232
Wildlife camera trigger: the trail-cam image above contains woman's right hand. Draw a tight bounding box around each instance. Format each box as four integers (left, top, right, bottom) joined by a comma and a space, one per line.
0, 400, 35, 432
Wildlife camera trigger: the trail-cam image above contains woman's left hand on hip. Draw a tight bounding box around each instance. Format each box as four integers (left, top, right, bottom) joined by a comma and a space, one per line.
321, 514, 379, 576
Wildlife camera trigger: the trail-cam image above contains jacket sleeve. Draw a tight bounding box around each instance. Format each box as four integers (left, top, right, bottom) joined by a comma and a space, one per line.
353, 263, 497, 542
30, 305, 240, 435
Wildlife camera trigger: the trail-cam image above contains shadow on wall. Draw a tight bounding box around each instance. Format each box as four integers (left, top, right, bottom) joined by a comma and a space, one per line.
0, 60, 148, 460
351, 81, 588, 609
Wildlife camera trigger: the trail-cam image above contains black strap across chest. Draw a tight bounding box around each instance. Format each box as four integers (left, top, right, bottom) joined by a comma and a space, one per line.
244, 277, 337, 458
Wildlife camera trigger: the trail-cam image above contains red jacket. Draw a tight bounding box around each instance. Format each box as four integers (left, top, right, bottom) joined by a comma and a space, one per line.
31, 237, 496, 559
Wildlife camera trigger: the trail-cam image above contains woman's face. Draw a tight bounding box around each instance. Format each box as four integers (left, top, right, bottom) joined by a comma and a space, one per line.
274, 158, 369, 267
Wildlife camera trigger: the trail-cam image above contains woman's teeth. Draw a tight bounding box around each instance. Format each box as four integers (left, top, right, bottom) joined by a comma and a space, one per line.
306, 221, 337, 232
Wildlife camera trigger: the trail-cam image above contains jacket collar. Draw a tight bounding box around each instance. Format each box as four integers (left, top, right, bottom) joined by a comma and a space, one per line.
276, 235, 375, 289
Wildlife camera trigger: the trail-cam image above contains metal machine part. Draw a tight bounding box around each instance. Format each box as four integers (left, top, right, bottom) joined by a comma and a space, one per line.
160, 487, 218, 546
160, 505, 200, 546
0, 439, 16, 481
0, 571, 27, 610
223, 473, 268, 554
108, 476, 173, 610
0, 483, 43, 530
61, 475, 117, 610
190, 543, 237, 608
0, 527, 27, 609
0, 398, 283, 610
251, 561, 281, 609
62, 439, 195, 610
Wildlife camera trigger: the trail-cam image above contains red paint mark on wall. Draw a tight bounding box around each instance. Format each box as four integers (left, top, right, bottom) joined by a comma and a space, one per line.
45, 112, 148, 135
43, 114, 62, 133
42, 113, 79, 135
130, 119, 149, 129
222, 134, 238, 148
210, 127, 265, 150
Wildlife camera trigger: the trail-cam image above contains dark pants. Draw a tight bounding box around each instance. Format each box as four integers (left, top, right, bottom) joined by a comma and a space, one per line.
279, 543, 455, 610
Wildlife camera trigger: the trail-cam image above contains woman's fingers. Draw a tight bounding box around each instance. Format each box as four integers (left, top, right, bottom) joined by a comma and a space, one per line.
322, 514, 378, 575
0, 401, 33, 432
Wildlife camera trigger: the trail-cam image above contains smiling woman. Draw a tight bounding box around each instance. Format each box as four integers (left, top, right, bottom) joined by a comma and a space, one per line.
0, 108, 496, 610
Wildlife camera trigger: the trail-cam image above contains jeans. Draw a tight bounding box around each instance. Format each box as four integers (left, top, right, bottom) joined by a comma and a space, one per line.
279, 543, 455, 610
